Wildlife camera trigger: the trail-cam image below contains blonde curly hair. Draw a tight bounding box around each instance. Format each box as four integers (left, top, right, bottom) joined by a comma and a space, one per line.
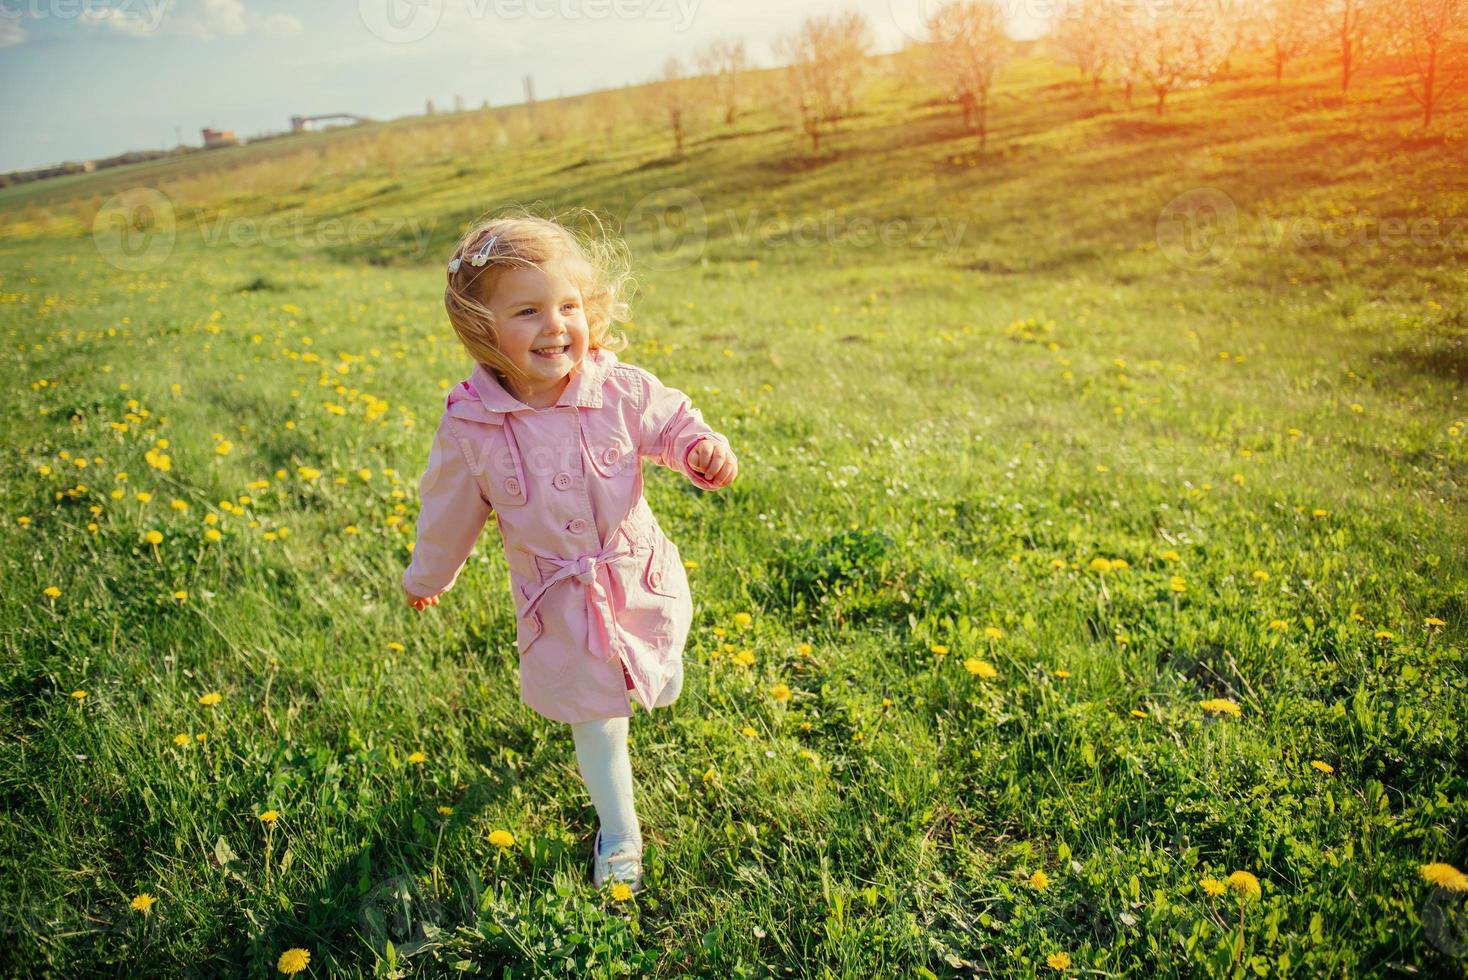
443, 207, 633, 391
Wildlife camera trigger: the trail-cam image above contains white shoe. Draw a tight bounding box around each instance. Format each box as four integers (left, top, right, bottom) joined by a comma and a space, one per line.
591, 827, 644, 893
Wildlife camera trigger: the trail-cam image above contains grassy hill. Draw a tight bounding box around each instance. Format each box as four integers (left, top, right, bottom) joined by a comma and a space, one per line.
2, 43, 1465, 977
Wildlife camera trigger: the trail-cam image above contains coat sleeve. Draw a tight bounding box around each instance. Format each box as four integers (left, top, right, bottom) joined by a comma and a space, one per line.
402, 414, 493, 597
634, 367, 730, 491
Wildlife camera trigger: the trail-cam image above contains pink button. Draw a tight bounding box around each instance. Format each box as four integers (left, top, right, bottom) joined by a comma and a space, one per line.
568, 518, 587, 533
553, 472, 572, 490
503, 477, 520, 496
602, 446, 620, 465
649, 569, 663, 588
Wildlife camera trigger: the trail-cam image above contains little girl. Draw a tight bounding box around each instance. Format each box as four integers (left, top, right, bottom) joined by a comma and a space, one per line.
400, 213, 737, 894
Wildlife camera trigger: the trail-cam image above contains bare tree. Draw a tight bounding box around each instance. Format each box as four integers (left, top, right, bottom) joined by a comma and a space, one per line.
654, 57, 695, 155
1260, 0, 1324, 82
1052, 0, 1125, 90
924, 0, 1013, 148
1333, 0, 1380, 91
1119, 0, 1231, 114
771, 9, 875, 151
695, 37, 750, 126
1389, 0, 1468, 125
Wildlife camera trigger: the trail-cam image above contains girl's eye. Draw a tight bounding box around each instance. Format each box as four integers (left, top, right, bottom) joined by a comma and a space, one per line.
562, 302, 578, 311
517, 308, 534, 316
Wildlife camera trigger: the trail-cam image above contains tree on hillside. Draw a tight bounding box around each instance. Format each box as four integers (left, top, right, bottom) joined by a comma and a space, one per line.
1052, 0, 1126, 90
695, 37, 750, 126
1260, 0, 1325, 82
1332, 0, 1383, 91
654, 57, 698, 155
923, 0, 1013, 149
1117, 0, 1231, 114
1388, 0, 1468, 126
771, 9, 874, 151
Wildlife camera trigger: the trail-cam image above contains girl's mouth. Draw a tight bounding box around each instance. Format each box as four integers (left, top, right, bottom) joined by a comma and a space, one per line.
533, 346, 569, 359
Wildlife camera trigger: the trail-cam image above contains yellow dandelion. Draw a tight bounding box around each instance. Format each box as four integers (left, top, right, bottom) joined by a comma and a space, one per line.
1252, 570, 1270, 581
1267, 619, 1288, 631
1089, 557, 1113, 573
437, 806, 454, 816
386, 642, 405, 652
1310, 760, 1334, 775
136, 491, 153, 503
1420, 863, 1468, 891
1311, 508, 1327, 518
173, 590, 188, 603
1161, 549, 1180, 562
144, 530, 163, 545
1130, 709, 1148, 719
984, 625, 1003, 639
406, 751, 427, 765
963, 658, 997, 679
198, 691, 221, 706
204, 528, 222, 542
1169, 575, 1186, 593
1029, 870, 1051, 890
609, 881, 633, 902
43, 586, 62, 598
172, 733, 191, 746
740, 725, 758, 738
1200, 698, 1241, 718
929, 644, 949, 656
1200, 877, 1227, 897
731, 649, 756, 668
1047, 951, 1071, 971
1374, 629, 1394, 640
1054, 669, 1070, 679
732, 612, 753, 629
276, 947, 310, 975
1425, 616, 1446, 628
1227, 870, 1261, 899
170, 498, 188, 511
71, 689, 88, 700
131, 892, 157, 915
258, 810, 280, 824
770, 682, 791, 702
488, 829, 515, 849
797, 642, 812, 656
702, 765, 717, 783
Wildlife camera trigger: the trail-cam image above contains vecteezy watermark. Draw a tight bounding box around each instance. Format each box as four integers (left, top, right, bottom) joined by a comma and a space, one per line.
624, 187, 707, 272
1156, 187, 1468, 271
622, 188, 969, 271
1424, 885, 1468, 959
357, 0, 699, 43
193, 212, 437, 257
92, 188, 176, 272
1155, 187, 1239, 271
0, 0, 167, 31
91, 188, 437, 270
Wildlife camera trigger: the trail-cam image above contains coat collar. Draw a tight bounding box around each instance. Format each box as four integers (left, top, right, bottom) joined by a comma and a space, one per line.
461, 347, 619, 416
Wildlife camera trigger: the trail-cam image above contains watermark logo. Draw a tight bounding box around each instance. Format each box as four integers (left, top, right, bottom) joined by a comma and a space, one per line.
1155, 187, 1239, 271
358, 0, 443, 43
92, 187, 176, 272
1424, 886, 1468, 959
625, 187, 708, 272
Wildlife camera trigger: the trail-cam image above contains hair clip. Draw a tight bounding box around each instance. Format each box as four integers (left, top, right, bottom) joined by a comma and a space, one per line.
446, 256, 462, 274
468, 233, 499, 268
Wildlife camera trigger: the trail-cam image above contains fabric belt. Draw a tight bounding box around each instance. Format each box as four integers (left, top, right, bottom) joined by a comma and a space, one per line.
518, 530, 638, 666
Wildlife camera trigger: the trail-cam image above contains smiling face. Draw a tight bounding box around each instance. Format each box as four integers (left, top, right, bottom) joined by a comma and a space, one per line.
487, 262, 591, 408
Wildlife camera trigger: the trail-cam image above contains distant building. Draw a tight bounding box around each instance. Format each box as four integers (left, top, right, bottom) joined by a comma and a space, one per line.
202, 127, 237, 149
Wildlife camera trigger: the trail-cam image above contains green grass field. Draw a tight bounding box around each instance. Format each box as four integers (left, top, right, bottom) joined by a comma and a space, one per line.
2, 44, 1466, 977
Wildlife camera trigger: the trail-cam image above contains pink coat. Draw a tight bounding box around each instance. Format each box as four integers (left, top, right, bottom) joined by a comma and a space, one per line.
402, 347, 729, 724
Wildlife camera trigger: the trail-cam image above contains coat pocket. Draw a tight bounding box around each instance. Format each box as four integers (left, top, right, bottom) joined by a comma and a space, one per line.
641, 535, 683, 600
515, 583, 544, 656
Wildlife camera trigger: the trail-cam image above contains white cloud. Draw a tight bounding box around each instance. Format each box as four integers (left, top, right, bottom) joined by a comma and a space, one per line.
80, 0, 302, 42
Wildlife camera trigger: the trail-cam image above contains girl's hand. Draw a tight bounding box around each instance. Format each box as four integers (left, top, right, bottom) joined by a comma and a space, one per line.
404, 584, 440, 611
688, 439, 738, 489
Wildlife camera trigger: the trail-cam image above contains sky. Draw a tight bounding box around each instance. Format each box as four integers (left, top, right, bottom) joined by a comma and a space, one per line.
0, 0, 1055, 172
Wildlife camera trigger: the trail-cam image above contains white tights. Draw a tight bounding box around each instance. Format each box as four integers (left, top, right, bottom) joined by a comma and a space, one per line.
568, 663, 683, 854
